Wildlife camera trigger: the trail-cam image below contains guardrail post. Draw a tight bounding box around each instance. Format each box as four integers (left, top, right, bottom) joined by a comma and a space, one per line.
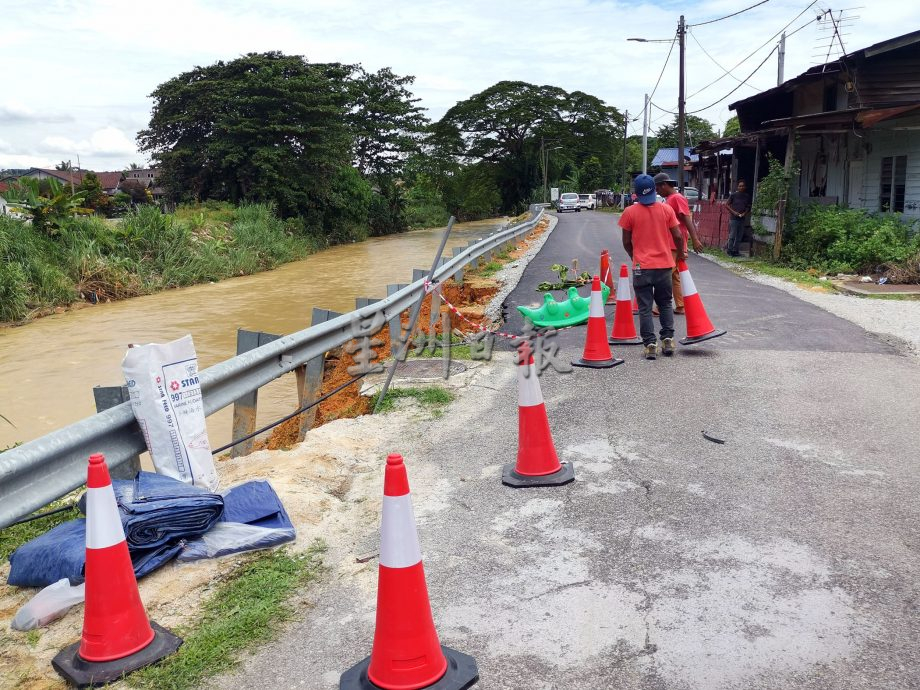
292, 308, 342, 442
93, 386, 141, 480
466, 241, 480, 269
386, 284, 410, 344
430, 261, 449, 328
230, 329, 281, 458
452, 247, 465, 284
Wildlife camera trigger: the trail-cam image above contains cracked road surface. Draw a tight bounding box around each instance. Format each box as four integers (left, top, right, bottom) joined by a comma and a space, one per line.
216, 210, 920, 690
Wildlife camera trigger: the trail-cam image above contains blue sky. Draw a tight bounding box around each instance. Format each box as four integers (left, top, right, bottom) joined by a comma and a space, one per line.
0, 0, 912, 171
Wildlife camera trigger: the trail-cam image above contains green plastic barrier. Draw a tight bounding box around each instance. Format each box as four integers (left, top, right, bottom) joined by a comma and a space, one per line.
516, 284, 610, 328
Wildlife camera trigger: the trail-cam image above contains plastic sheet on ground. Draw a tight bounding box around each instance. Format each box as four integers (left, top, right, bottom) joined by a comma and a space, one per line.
178, 480, 295, 562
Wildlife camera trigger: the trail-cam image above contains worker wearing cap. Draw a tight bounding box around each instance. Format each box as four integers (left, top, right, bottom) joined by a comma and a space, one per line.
654, 172, 704, 314
619, 174, 686, 359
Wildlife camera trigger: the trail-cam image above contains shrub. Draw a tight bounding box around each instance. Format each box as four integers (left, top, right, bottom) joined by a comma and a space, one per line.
783, 205, 920, 273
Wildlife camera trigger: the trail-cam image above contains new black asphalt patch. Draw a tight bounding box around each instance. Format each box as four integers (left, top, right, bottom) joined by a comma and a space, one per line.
501, 210, 895, 355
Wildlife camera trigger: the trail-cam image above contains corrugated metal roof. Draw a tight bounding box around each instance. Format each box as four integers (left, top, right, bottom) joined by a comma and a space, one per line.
650, 147, 699, 167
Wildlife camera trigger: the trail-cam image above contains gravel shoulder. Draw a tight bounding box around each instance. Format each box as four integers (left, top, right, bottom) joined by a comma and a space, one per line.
698, 252, 920, 357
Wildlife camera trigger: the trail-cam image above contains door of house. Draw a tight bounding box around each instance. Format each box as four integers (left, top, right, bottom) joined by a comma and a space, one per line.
848, 160, 865, 207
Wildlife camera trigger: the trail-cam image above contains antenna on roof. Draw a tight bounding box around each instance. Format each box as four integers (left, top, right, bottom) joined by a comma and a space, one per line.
813, 7, 862, 65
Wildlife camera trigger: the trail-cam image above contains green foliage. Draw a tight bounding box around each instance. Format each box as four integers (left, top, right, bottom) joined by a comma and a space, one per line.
403, 173, 449, 229
434, 81, 623, 210
723, 115, 741, 137
349, 67, 428, 178
368, 178, 408, 237
443, 164, 502, 221
131, 544, 325, 690
77, 171, 111, 213
654, 115, 717, 149
0, 498, 81, 561
370, 386, 455, 413
579, 156, 606, 191
783, 205, 920, 273
4, 177, 88, 236
752, 154, 799, 224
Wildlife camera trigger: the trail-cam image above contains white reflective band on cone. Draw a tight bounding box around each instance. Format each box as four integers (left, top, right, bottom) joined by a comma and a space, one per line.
617, 276, 631, 300
680, 270, 698, 297
589, 289, 605, 317
85, 484, 127, 550
518, 363, 544, 407
379, 494, 423, 568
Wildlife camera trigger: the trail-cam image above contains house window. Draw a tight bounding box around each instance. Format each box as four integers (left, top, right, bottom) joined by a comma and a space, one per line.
880, 155, 907, 213
823, 83, 837, 112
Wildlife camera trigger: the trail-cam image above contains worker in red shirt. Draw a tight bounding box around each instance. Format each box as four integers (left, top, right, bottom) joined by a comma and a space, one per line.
654, 173, 704, 314
619, 174, 686, 359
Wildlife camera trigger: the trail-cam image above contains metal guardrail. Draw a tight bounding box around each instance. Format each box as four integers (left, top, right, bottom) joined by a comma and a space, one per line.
0, 208, 546, 528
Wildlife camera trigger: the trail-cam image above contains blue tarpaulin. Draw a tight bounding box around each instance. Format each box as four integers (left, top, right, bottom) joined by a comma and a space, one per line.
8, 472, 223, 588
178, 480, 295, 562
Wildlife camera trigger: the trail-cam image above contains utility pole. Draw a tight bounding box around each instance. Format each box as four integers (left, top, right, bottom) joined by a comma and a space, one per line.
541, 136, 547, 204
642, 93, 649, 174
677, 14, 686, 193
622, 109, 628, 193
777, 31, 786, 86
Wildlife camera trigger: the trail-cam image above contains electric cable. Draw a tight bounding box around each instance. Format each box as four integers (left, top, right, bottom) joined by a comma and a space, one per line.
687, 0, 819, 100
688, 28, 758, 91
688, 0, 772, 27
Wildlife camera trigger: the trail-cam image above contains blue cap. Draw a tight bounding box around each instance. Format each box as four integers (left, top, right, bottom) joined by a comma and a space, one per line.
633, 174, 657, 205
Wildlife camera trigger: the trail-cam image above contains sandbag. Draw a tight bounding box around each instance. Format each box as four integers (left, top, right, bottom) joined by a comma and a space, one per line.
122, 335, 219, 490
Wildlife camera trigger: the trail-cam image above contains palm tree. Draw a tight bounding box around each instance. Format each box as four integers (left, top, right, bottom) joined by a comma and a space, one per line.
4, 178, 87, 236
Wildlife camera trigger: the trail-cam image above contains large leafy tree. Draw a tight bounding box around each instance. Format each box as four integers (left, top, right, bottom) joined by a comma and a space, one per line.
655, 115, 718, 148
434, 81, 623, 211
138, 52, 354, 219
348, 67, 428, 178
723, 115, 741, 137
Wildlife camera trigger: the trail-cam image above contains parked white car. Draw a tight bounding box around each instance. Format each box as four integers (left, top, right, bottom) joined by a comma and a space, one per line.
577, 193, 596, 210
556, 192, 580, 212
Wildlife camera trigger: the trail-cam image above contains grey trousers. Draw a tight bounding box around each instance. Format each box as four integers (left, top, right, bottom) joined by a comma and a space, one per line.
634, 268, 674, 346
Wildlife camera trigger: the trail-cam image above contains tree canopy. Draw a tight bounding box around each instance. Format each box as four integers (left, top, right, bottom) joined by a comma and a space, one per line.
654, 115, 717, 148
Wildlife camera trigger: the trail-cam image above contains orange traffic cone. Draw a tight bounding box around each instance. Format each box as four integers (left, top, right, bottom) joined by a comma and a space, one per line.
52, 454, 182, 687
572, 275, 624, 369
609, 264, 643, 345
599, 250, 615, 304
340, 453, 479, 690
677, 260, 726, 345
502, 343, 575, 487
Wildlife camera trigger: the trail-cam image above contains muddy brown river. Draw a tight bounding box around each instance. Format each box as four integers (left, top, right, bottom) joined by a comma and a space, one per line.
0, 219, 504, 451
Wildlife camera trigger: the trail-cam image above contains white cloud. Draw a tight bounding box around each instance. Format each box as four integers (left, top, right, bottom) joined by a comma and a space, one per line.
39, 127, 137, 158
0, 100, 72, 124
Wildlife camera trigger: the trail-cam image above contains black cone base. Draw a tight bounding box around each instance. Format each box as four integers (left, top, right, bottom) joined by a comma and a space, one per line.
608, 336, 643, 345
679, 329, 726, 345
340, 645, 479, 690
502, 461, 575, 488
52, 621, 182, 688
571, 357, 624, 369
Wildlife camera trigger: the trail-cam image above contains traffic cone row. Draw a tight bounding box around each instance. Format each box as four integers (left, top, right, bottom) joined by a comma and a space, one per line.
571, 275, 624, 369
599, 250, 615, 304
677, 260, 726, 344
340, 454, 479, 690
502, 343, 575, 487
53, 454, 182, 688
609, 264, 642, 345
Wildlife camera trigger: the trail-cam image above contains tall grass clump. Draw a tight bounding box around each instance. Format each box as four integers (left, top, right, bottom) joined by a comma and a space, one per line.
0, 215, 74, 321
230, 203, 303, 271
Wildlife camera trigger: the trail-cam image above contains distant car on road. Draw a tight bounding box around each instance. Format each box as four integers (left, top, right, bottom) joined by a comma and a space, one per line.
556, 192, 580, 213
577, 193, 596, 210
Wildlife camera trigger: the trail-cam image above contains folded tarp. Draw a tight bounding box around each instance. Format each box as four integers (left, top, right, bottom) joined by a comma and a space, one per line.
178, 480, 295, 562
8, 471, 223, 588
113, 471, 224, 549
6, 520, 184, 587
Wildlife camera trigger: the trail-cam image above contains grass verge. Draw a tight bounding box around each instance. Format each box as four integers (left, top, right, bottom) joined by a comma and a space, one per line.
704, 248, 835, 291
130, 542, 325, 690
0, 497, 81, 561
369, 386, 455, 414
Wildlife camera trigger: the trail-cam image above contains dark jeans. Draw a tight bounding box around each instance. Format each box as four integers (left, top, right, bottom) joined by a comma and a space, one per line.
727, 216, 745, 255
634, 268, 674, 346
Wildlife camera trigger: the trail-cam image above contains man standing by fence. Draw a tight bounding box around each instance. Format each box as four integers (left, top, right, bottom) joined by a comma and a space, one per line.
654, 173, 703, 314
724, 180, 751, 257
619, 174, 687, 359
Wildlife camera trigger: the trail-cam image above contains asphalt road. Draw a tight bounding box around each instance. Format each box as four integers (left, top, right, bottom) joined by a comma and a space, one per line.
216, 210, 920, 690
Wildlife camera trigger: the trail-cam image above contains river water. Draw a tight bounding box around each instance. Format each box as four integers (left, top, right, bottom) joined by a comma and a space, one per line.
0, 219, 503, 451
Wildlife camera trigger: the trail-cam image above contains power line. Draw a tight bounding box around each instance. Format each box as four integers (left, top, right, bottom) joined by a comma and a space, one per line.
688, 28, 759, 92
688, 0, 772, 27
687, 0, 820, 100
